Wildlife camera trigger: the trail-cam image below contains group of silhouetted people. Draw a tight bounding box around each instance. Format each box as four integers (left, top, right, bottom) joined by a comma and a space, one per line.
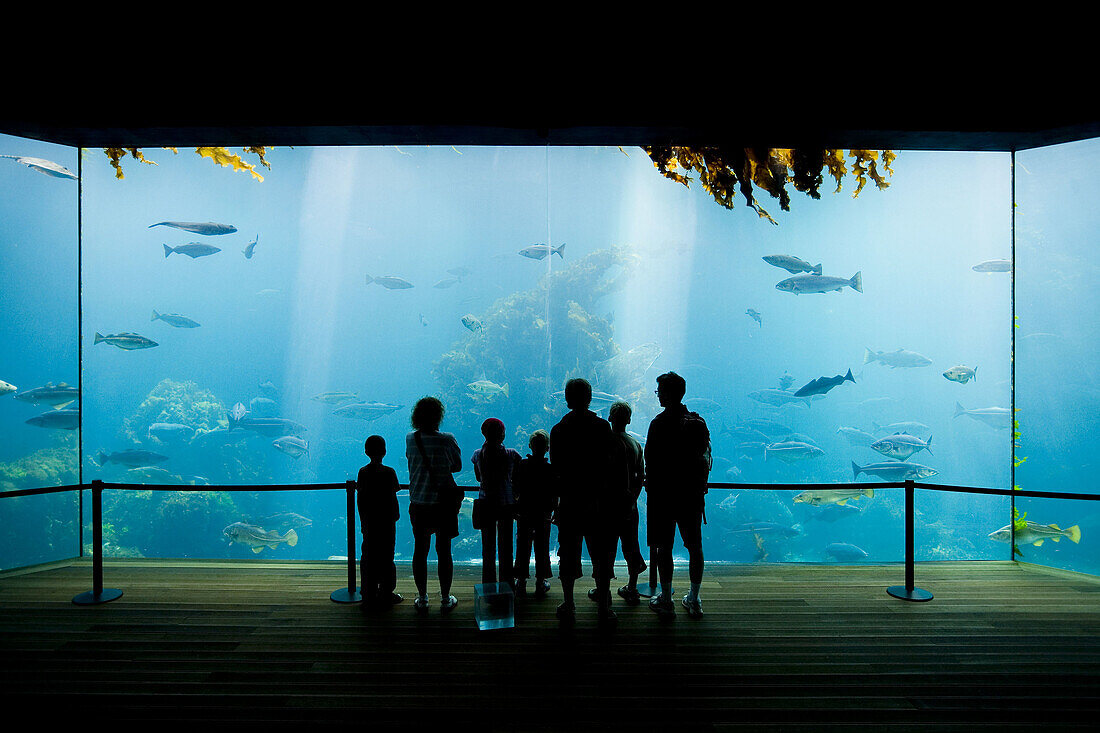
354, 371, 712, 625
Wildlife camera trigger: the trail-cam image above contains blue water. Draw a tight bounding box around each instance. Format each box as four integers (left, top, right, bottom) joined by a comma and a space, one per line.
0, 135, 1093, 576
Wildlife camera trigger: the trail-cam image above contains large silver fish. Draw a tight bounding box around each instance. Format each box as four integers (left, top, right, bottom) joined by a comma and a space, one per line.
365, 274, 414, 289
764, 441, 824, 462
863, 348, 932, 368
519, 243, 566, 260
25, 409, 79, 430
851, 460, 937, 481
147, 423, 195, 441
972, 259, 1011, 273
988, 521, 1081, 547
953, 402, 1012, 430
826, 542, 869, 561
223, 522, 298, 553
14, 382, 78, 408
793, 486, 873, 506
0, 379, 16, 396
151, 309, 201, 328
1, 154, 77, 179
836, 426, 877, 447
312, 391, 358, 405
332, 401, 402, 421
149, 221, 237, 235
467, 380, 509, 398
93, 332, 158, 350
762, 254, 821, 275
943, 365, 977, 383
272, 436, 309, 458
776, 272, 862, 294
163, 242, 222, 258
96, 449, 168, 468
871, 433, 933, 461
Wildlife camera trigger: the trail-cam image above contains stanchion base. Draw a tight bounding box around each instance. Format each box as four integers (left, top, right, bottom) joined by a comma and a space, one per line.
73, 588, 123, 606
887, 585, 933, 602
330, 587, 362, 603
635, 584, 671, 599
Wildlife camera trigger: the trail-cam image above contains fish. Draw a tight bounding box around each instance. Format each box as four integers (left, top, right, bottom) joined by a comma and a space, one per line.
191, 427, 245, 448
223, 522, 298, 553
988, 521, 1081, 547
943, 365, 978, 383
726, 521, 801, 538
795, 369, 855, 397
312, 391, 358, 405
448, 267, 472, 278
826, 542, 869, 561
871, 433, 933, 461
778, 372, 794, 390
93, 332, 158, 350
433, 277, 461, 289
461, 314, 484, 332
972, 259, 1012, 273
13, 382, 78, 408
365, 274, 414, 289
793, 486, 874, 506
863, 348, 932, 368
149, 221, 237, 235
519, 243, 566, 260
96, 449, 169, 468
723, 425, 771, 444
25, 409, 79, 430
684, 397, 723, 413
419, 313, 429, 327
230, 402, 248, 422
163, 242, 222, 258
272, 436, 309, 458
332, 401, 402, 422
764, 441, 824, 462
836, 426, 877, 447
744, 418, 793, 437
746, 308, 762, 326
806, 503, 862, 522
953, 402, 1012, 430
147, 423, 195, 441
0, 380, 16, 396
761, 254, 822, 275
243, 235, 259, 259
872, 421, 932, 438
468, 379, 509, 398
748, 389, 810, 409
775, 272, 862, 294
232, 416, 308, 438
258, 512, 313, 530
249, 397, 277, 416
851, 460, 938, 481
1, 154, 77, 179
151, 309, 201, 328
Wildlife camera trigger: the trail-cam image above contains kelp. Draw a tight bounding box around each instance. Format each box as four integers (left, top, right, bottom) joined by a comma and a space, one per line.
102, 147, 272, 180
642, 146, 896, 224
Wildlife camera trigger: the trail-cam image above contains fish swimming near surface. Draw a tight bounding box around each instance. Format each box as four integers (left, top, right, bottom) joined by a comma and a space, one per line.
462, 314, 484, 333
988, 521, 1081, 547
836, 426, 877, 447
795, 369, 855, 397
762, 254, 822, 275
433, 277, 461, 289
149, 221, 237, 235
1, 154, 78, 179
151, 310, 201, 328
871, 433, 933, 461
13, 382, 78, 408
776, 272, 862, 295
94, 332, 158, 350
312, 391, 358, 405
519, 243, 566, 260
0, 380, 16, 396
332, 401, 402, 422
468, 379, 509, 398
863, 348, 932, 368
147, 423, 195, 442
748, 389, 810, 409
365, 274, 414, 289
793, 487, 874, 507
826, 542, 869, 561
25, 409, 79, 430
764, 441, 824, 463
953, 402, 1012, 430
272, 436, 309, 458
223, 522, 299, 553
243, 235, 259, 259
746, 308, 762, 326
96, 449, 169, 468
851, 460, 938, 481
972, 259, 1012, 273
163, 242, 222, 258
943, 365, 977, 383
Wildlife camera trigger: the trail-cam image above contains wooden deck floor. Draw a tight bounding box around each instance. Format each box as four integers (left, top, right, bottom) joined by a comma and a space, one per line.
2, 560, 1099, 730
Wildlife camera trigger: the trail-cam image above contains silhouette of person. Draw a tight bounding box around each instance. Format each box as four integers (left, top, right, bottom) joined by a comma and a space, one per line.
588, 401, 646, 606
550, 378, 618, 624
645, 371, 712, 619
513, 429, 557, 597
357, 434, 403, 611
472, 417, 523, 590
406, 396, 463, 615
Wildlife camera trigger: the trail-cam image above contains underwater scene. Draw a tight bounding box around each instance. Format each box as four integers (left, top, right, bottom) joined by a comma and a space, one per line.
1, 134, 1093, 576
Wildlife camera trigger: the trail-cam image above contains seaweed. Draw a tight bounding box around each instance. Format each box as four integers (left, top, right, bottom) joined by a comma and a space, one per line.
100, 147, 272, 181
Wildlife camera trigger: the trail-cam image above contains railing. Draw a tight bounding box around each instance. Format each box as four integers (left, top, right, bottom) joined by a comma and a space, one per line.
2, 479, 1099, 605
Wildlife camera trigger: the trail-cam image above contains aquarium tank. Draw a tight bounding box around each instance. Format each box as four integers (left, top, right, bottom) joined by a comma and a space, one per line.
0, 133, 1093, 577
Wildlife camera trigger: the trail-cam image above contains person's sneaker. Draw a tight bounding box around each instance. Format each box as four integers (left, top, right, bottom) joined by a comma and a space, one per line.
597, 605, 618, 625
387, 592, 404, 606
440, 594, 458, 614
649, 593, 675, 618
682, 593, 703, 618
413, 595, 430, 615
586, 587, 600, 602
617, 585, 641, 606
556, 600, 576, 622
535, 579, 551, 598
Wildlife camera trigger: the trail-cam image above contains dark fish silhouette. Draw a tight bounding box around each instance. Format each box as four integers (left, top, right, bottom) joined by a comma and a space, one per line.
149, 221, 237, 235
794, 368, 855, 397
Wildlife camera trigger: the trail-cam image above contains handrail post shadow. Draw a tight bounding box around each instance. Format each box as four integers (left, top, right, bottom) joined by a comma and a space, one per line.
73, 480, 123, 605
887, 480, 933, 602
330, 480, 362, 603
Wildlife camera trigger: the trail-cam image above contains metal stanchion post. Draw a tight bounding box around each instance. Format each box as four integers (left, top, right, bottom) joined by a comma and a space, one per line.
331, 480, 362, 603
887, 480, 933, 602
73, 480, 123, 605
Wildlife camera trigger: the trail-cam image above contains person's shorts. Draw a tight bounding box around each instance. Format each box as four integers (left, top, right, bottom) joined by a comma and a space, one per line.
557, 523, 617, 581
409, 502, 460, 540
646, 494, 704, 550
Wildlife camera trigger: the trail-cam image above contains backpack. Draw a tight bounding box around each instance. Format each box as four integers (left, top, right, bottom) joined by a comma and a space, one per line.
680, 410, 712, 493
